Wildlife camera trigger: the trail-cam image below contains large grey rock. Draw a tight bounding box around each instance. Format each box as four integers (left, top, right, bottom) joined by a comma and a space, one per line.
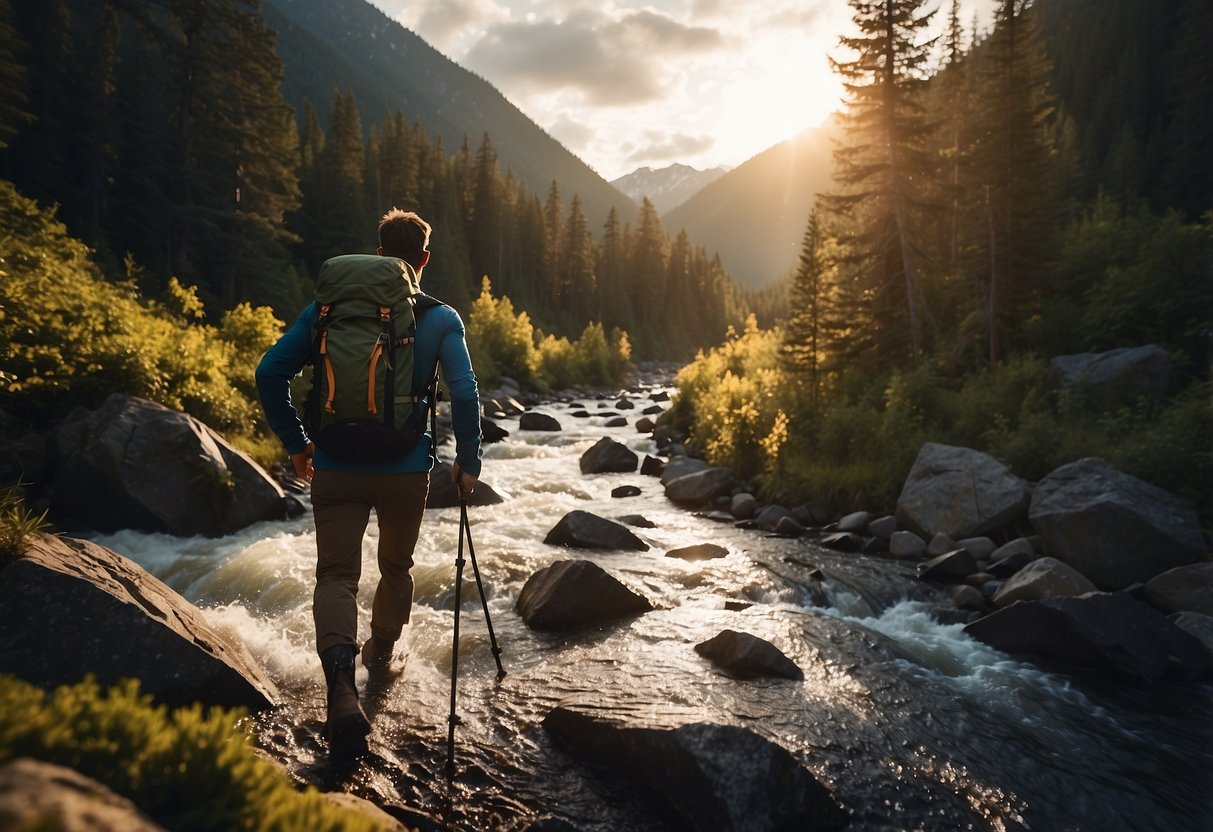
1170, 612, 1213, 657
519, 412, 562, 431
0, 534, 278, 710
890, 531, 927, 559
664, 467, 735, 507
426, 461, 507, 508
1143, 563, 1213, 615
1029, 458, 1205, 590
579, 437, 639, 474
0, 758, 166, 832
730, 492, 757, 520
896, 443, 1029, 540
543, 708, 846, 831
516, 560, 652, 630
1049, 344, 1173, 403
694, 630, 804, 680
991, 556, 1097, 608
754, 504, 791, 532
964, 592, 1212, 680
837, 511, 873, 534
544, 510, 650, 551
659, 456, 708, 485
51, 394, 288, 537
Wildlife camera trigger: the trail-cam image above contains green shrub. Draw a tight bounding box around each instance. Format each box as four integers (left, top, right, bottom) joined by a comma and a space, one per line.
535, 322, 631, 389
0, 180, 282, 437
0, 675, 387, 832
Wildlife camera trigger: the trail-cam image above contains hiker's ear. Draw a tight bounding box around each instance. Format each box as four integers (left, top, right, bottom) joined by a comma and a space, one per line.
376, 246, 385, 256
419, 250, 430, 269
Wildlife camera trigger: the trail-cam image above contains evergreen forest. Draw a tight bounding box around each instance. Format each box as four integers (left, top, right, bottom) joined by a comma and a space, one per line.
0, 0, 1210, 523
671, 0, 1212, 523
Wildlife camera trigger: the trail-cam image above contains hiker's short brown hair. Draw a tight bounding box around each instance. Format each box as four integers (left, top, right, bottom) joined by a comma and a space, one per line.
378, 208, 431, 268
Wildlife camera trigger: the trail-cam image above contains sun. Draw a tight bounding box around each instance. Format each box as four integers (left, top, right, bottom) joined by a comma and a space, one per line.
714, 34, 844, 163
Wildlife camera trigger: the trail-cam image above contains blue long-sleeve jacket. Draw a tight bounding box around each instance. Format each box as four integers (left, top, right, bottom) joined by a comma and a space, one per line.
255, 298, 482, 476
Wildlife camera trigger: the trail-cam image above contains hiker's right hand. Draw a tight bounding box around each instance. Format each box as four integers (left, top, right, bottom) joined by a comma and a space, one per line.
452, 462, 477, 495
290, 442, 315, 481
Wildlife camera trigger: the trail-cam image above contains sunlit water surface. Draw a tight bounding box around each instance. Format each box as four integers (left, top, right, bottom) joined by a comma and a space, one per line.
95, 391, 1213, 831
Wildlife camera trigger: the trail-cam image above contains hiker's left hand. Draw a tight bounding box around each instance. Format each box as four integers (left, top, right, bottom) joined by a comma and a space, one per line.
290, 442, 315, 481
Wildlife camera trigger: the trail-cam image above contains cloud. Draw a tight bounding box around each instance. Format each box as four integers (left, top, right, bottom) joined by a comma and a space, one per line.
376, 0, 509, 55
463, 8, 725, 107
624, 131, 716, 165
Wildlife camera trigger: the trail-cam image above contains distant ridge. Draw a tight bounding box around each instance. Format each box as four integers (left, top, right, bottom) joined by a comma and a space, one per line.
611, 164, 730, 215
662, 126, 837, 289
264, 0, 636, 227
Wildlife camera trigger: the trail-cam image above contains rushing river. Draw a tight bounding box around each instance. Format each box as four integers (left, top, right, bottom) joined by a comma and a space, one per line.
94, 383, 1213, 831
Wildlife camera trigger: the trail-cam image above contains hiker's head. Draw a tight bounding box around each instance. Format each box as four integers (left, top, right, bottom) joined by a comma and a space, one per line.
377, 208, 432, 272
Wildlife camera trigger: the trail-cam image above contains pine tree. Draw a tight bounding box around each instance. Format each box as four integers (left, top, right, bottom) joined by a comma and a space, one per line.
782, 209, 836, 410
971, 0, 1058, 365
468, 132, 504, 290
559, 195, 595, 329
825, 0, 940, 363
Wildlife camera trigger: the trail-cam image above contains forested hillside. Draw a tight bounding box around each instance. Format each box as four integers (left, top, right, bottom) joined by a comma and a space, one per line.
669, 0, 1212, 522
0, 0, 753, 377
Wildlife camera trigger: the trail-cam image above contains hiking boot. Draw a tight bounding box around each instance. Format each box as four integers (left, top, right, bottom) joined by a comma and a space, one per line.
320, 645, 370, 758
360, 635, 395, 674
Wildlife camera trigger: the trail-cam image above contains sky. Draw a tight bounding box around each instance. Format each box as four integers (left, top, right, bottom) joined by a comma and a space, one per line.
368, 0, 993, 182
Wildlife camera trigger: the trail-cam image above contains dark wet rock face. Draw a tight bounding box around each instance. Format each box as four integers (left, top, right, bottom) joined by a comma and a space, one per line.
542, 707, 847, 831
519, 412, 562, 431
579, 437, 639, 474
426, 462, 506, 508
51, 394, 287, 537
0, 534, 278, 710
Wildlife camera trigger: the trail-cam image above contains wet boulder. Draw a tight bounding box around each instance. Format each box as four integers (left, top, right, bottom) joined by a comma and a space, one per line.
659, 456, 708, 484
611, 485, 642, 498
730, 492, 757, 520
666, 543, 729, 561
754, 504, 791, 532
1029, 458, 1205, 590
543, 707, 846, 831
579, 437, 638, 474
896, 443, 1029, 540
480, 417, 510, 444
918, 549, 977, 583
1049, 344, 1173, 404
694, 630, 804, 680
837, 511, 873, 534
773, 516, 806, 537
544, 510, 650, 551
964, 592, 1212, 680
664, 468, 735, 507
51, 394, 288, 537
869, 515, 897, 540
1143, 563, 1213, 615
821, 532, 864, 552
516, 560, 653, 630
640, 455, 666, 477
890, 531, 927, 559
635, 417, 655, 433
990, 556, 1097, 608
426, 462, 506, 508
1170, 612, 1213, 657
0, 534, 278, 710
0, 758, 166, 832
519, 412, 562, 431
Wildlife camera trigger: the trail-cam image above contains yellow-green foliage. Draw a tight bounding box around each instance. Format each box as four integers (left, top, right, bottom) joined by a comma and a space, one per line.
466, 278, 632, 389
671, 315, 787, 479
536, 322, 631, 389
465, 277, 539, 386
672, 325, 1212, 519
0, 675, 388, 832
0, 181, 282, 434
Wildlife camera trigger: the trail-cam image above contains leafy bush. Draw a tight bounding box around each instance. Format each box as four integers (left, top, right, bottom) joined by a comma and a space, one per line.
0, 181, 282, 435
0, 675, 387, 832
466, 278, 632, 389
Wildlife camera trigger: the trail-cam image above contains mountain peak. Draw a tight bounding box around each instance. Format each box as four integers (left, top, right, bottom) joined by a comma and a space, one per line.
610, 164, 730, 215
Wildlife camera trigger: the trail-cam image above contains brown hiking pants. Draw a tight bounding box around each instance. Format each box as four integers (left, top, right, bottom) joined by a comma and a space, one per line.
310, 470, 430, 657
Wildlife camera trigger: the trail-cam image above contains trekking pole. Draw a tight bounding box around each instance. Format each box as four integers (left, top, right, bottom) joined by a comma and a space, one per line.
445, 482, 507, 782
460, 490, 506, 678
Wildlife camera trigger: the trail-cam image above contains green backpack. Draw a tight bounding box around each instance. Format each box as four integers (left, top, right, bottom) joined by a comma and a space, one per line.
303, 254, 441, 463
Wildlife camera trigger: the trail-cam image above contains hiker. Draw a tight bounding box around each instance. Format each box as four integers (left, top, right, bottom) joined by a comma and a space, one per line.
256, 208, 482, 755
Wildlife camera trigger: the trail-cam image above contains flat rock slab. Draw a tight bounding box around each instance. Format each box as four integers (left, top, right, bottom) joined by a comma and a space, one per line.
0, 757, 166, 832
666, 543, 729, 561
